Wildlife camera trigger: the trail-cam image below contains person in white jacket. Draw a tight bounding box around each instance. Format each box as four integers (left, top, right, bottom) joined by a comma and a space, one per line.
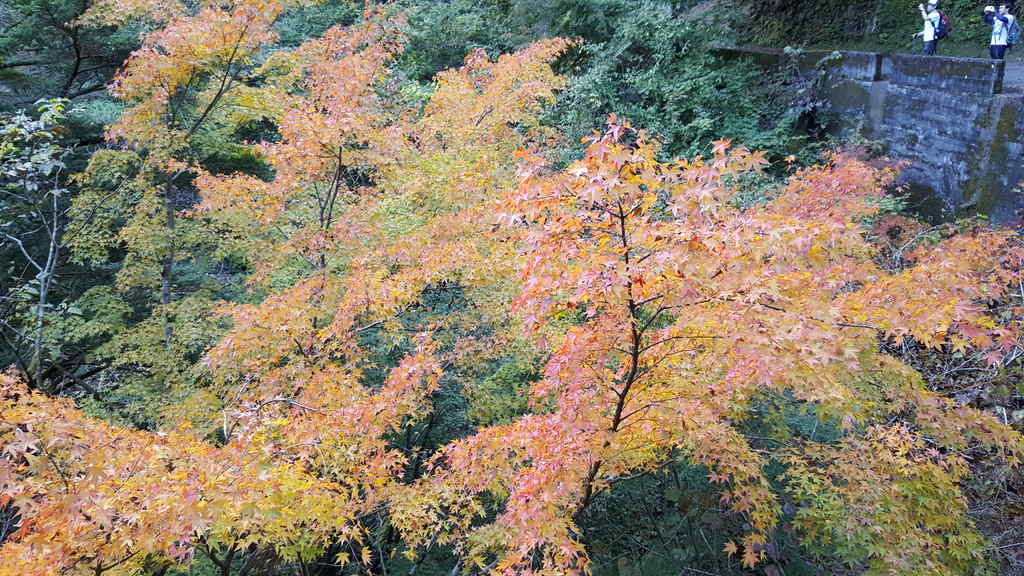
914, 0, 942, 55
984, 3, 1017, 59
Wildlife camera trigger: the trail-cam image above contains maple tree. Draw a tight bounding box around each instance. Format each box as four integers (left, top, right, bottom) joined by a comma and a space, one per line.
192, 23, 573, 567
54, 0, 302, 418
392, 121, 1024, 574
1, 10, 578, 572
72, 0, 289, 298
0, 334, 442, 576
196, 17, 570, 410
786, 423, 993, 574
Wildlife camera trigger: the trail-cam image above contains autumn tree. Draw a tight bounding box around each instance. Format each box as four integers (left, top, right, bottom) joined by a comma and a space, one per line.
0, 326, 443, 575
194, 22, 572, 568
0, 16, 573, 567
392, 120, 1024, 575
55, 0, 301, 423
196, 18, 571, 418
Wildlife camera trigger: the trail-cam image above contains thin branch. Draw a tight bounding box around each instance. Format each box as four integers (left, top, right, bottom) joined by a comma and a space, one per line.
2, 233, 43, 272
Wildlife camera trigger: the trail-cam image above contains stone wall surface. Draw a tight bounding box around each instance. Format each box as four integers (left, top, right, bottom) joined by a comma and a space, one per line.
716, 46, 1024, 223
886, 53, 1004, 95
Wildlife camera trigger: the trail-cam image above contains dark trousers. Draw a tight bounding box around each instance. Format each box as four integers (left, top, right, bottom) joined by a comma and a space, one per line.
991, 44, 1008, 59
923, 40, 938, 55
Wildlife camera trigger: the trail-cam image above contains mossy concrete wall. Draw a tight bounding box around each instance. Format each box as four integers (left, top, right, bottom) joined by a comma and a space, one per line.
717, 47, 1024, 224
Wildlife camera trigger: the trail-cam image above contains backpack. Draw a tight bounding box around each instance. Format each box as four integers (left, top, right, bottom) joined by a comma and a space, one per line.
936, 11, 952, 40
1009, 17, 1021, 46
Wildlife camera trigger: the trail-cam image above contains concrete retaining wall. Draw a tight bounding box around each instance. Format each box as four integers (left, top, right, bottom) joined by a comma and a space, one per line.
716, 46, 1023, 223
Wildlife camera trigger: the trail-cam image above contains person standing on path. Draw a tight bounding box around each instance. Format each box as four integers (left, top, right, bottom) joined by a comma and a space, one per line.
914, 1, 942, 55
984, 3, 1017, 59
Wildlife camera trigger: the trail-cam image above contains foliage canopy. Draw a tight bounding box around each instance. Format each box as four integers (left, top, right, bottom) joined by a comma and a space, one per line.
1, 2, 1024, 576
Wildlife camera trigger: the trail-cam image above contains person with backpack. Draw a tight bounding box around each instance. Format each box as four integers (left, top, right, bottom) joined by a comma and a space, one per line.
915, 1, 945, 55
984, 3, 1019, 59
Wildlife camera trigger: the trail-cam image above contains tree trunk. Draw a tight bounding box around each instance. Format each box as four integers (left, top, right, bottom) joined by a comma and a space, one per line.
160, 186, 175, 349
30, 190, 61, 388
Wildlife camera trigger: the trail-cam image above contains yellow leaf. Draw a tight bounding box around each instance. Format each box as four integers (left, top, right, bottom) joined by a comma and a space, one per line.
723, 540, 738, 556
742, 545, 760, 568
